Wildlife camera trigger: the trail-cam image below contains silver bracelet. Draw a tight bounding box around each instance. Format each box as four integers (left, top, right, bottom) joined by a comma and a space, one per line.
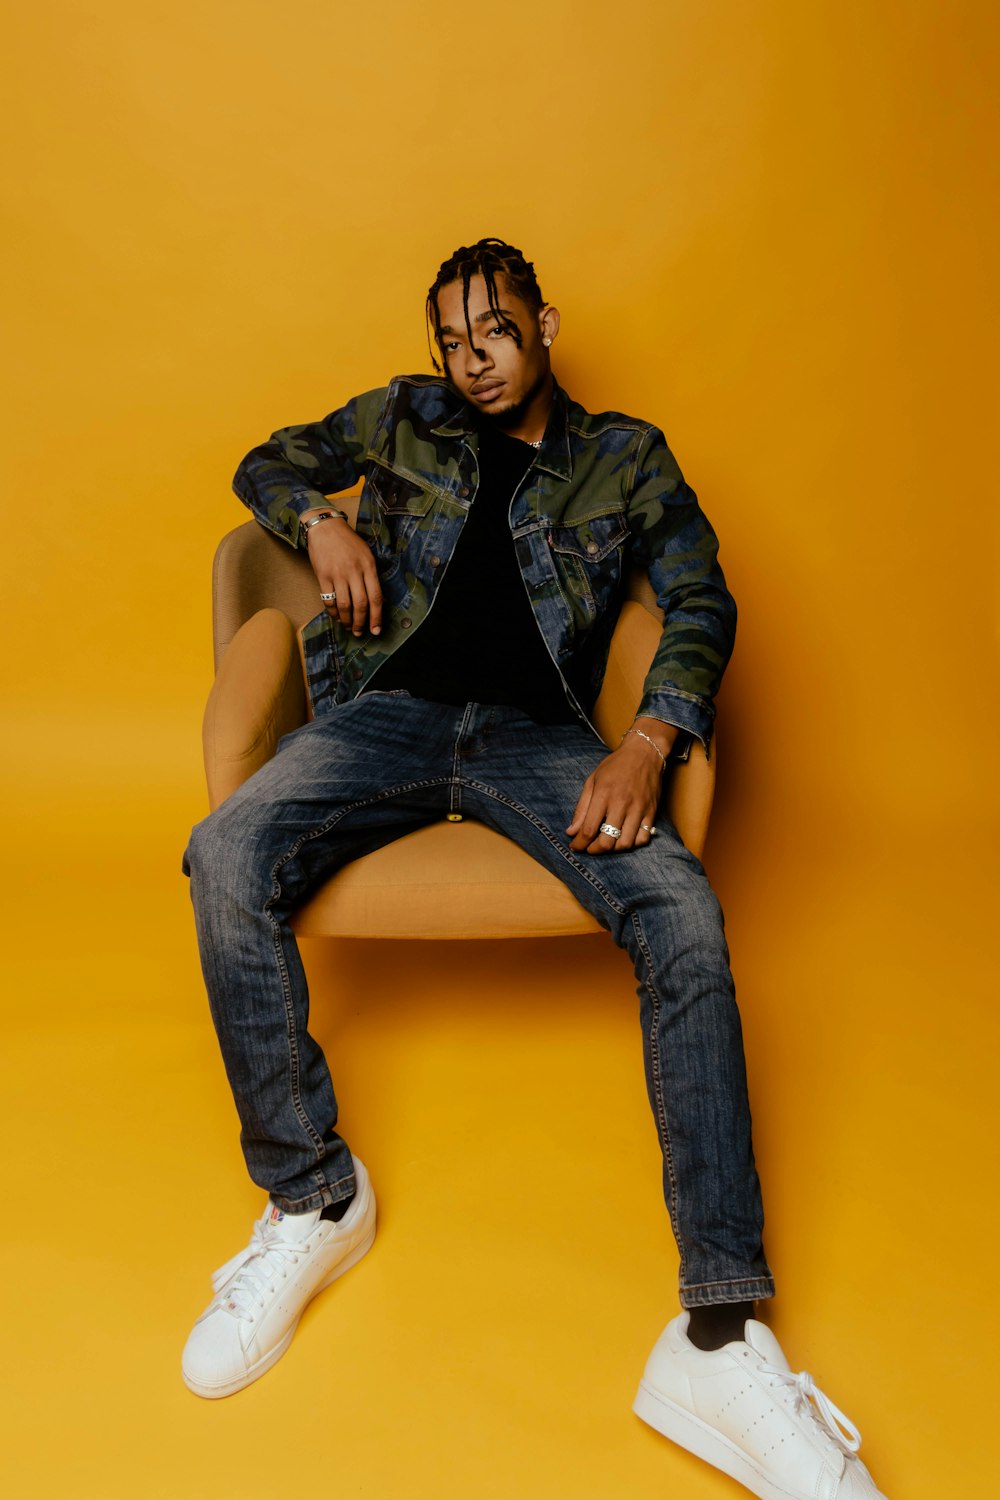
301, 509, 348, 543
621, 726, 667, 769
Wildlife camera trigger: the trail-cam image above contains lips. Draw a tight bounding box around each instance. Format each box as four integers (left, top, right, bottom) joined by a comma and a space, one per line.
470, 380, 504, 402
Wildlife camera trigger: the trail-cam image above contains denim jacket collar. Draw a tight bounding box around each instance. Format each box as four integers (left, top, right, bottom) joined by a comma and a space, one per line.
429, 377, 573, 481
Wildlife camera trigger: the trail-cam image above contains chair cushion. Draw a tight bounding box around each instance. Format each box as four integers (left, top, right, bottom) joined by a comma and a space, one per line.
291, 820, 603, 940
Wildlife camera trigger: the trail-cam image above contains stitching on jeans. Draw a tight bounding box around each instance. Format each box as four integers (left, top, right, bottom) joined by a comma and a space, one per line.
275, 1169, 358, 1215
456, 775, 688, 1275
267, 777, 453, 880
264, 777, 452, 1155
450, 703, 476, 815
631, 911, 684, 1275
459, 780, 629, 915
268, 920, 324, 1153
682, 1276, 777, 1292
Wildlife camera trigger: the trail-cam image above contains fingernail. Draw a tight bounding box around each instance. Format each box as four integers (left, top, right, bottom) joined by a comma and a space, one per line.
372, 627, 381, 635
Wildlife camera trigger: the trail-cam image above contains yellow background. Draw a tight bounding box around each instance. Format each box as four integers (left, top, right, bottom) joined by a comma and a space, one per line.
3, 2, 997, 1495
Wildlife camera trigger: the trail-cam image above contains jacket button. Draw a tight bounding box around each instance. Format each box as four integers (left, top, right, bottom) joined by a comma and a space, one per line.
586, 541, 599, 555
401, 616, 413, 629
429, 554, 441, 568
459, 485, 470, 498
350, 665, 363, 679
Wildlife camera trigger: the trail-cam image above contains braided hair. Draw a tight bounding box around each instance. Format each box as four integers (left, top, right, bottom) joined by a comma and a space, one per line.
426, 237, 545, 373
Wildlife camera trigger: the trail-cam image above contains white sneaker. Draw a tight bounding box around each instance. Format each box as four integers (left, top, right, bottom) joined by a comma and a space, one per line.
633, 1312, 888, 1499
182, 1156, 376, 1399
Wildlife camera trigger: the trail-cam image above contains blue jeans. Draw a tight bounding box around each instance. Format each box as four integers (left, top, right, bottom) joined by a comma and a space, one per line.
183, 693, 774, 1308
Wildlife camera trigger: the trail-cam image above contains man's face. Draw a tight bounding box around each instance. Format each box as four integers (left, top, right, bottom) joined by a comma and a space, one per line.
435, 273, 551, 423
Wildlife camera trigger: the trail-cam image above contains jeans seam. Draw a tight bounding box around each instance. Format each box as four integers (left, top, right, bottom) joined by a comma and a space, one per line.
272, 1169, 358, 1215
266, 915, 325, 1155
458, 778, 687, 1272
682, 1276, 775, 1291
263, 776, 452, 1160
450, 703, 477, 814
267, 776, 453, 885
631, 909, 685, 1281
460, 779, 629, 916
459, 777, 688, 1283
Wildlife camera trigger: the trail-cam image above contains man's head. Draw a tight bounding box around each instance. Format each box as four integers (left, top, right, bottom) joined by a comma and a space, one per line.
426, 238, 560, 432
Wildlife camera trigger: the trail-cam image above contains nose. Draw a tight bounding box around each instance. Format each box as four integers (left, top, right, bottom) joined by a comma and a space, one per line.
465, 339, 493, 374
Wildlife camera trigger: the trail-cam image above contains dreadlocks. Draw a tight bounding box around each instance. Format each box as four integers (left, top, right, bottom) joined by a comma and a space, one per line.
426, 237, 545, 373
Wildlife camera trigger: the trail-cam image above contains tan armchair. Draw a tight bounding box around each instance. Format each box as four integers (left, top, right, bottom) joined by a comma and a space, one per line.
204, 508, 716, 940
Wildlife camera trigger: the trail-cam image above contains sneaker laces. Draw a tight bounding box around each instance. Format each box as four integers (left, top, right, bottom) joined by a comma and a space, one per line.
209, 1220, 308, 1321
760, 1361, 863, 1454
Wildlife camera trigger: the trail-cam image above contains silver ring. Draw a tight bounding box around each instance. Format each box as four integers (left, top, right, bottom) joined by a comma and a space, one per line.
319, 591, 337, 602
599, 822, 623, 839
641, 823, 658, 836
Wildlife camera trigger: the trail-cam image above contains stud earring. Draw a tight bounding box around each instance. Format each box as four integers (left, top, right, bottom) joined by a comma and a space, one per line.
543, 337, 552, 346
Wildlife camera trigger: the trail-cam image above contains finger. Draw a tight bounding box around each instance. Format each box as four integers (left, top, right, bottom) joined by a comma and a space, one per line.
577, 791, 614, 847
570, 796, 607, 851
633, 804, 659, 849
566, 778, 594, 840
584, 804, 628, 855
363, 559, 383, 635
317, 574, 339, 617
334, 579, 353, 630
348, 573, 369, 636
338, 598, 353, 629
613, 804, 647, 853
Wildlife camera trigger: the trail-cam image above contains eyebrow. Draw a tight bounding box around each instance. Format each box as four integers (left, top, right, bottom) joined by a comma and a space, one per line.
438, 308, 517, 335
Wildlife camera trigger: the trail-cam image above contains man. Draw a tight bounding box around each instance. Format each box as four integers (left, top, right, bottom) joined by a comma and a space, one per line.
182, 239, 886, 1499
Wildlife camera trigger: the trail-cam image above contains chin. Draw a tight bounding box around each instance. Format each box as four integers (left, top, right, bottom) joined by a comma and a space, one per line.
476, 393, 527, 424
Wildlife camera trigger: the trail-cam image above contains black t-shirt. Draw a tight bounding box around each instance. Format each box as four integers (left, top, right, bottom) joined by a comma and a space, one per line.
366, 416, 576, 723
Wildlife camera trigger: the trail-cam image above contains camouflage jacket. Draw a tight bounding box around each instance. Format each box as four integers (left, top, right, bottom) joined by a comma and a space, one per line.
232, 374, 736, 756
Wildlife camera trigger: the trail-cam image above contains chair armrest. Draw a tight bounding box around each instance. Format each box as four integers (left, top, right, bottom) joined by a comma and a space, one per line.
202, 607, 308, 809
591, 599, 716, 861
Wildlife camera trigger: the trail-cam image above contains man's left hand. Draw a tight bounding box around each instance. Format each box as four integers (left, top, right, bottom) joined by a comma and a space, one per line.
566, 719, 677, 855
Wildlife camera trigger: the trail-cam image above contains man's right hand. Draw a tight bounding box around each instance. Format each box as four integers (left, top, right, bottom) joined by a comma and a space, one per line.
302, 510, 383, 637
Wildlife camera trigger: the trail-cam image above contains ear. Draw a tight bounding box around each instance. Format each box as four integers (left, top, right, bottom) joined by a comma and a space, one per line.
539, 303, 560, 347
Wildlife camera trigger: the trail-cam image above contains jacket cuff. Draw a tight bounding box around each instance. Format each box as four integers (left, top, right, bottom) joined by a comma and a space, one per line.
231, 475, 329, 550
636, 689, 716, 761
288, 496, 330, 550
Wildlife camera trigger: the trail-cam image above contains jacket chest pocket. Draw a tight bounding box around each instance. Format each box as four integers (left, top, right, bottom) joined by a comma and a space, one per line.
549, 512, 630, 621
364, 462, 436, 554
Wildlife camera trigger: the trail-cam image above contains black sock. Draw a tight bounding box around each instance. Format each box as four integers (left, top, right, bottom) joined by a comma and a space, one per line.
686, 1300, 756, 1351
320, 1192, 354, 1223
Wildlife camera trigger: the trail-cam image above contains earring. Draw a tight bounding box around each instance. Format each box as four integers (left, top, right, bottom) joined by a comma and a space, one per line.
543, 337, 552, 346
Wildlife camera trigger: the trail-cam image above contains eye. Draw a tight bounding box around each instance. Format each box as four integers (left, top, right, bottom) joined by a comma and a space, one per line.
487, 324, 508, 338
442, 340, 460, 353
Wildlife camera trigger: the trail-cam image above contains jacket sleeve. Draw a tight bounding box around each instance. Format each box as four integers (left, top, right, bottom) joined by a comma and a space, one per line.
231, 385, 390, 549
626, 425, 737, 757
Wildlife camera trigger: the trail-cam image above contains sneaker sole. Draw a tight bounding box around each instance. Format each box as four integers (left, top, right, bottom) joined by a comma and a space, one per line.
182, 1216, 377, 1400
632, 1378, 803, 1500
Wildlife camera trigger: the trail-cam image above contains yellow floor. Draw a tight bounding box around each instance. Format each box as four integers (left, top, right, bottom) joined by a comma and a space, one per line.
2, 733, 995, 1499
